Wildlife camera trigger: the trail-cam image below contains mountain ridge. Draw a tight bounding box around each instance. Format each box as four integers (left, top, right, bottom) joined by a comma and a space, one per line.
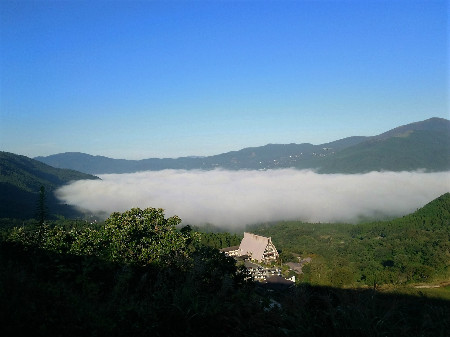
0, 152, 99, 219
35, 117, 450, 174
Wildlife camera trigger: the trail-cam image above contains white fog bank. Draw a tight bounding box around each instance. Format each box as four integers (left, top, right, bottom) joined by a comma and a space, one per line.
56, 169, 450, 229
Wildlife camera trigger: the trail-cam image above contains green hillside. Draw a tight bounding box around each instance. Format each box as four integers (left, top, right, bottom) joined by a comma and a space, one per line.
314, 130, 450, 173
0, 152, 99, 219
251, 193, 450, 287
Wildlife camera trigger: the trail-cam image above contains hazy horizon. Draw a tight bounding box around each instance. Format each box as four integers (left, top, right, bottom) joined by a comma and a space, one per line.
29, 115, 450, 161
1, 1, 447, 160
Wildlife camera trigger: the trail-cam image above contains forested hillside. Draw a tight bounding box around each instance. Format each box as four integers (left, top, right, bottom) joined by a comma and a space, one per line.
251, 193, 450, 287
313, 129, 450, 173
0, 152, 99, 219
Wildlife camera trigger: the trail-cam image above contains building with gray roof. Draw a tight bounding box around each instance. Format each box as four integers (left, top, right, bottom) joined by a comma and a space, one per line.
238, 232, 279, 263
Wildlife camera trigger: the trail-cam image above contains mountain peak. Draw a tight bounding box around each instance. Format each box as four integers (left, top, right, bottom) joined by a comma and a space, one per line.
373, 117, 450, 140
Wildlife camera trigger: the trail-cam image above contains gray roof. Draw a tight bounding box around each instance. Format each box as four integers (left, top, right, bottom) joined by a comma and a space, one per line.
220, 245, 239, 252
286, 262, 303, 273
265, 275, 294, 285
239, 232, 274, 262
264, 275, 295, 290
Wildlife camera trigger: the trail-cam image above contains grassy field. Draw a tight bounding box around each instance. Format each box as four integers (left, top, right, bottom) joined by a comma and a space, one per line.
384, 284, 450, 301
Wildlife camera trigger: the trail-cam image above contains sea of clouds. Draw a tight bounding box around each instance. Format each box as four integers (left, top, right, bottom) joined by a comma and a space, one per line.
55, 169, 450, 229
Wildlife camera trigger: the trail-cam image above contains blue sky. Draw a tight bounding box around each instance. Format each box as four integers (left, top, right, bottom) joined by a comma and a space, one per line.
1, 0, 448, 159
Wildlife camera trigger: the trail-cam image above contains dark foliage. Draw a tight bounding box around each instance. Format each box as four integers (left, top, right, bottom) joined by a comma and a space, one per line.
199, 231, 242, 249
0, 239, 449, 337
35, 186, 48, 225
1, 203, 450, 336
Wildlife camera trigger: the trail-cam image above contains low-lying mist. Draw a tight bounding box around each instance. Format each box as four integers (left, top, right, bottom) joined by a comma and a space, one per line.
56, 169, 450, 229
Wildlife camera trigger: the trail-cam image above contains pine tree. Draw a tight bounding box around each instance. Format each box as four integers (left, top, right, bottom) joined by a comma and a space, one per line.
36, 185, 48, 225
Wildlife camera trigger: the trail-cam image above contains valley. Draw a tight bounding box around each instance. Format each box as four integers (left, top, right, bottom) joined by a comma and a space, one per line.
0, 117, 449, 336
3, 1, 448, 334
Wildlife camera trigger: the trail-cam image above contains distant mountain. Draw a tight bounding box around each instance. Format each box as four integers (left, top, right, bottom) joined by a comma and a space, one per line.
372, 117, 449, 140
35, 117, 450, 174
313, 129, 450, 173
0, 152, 99, 219
312, 117, 450, 173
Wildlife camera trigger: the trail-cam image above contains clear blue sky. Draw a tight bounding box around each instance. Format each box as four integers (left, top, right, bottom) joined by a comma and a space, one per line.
1, 0, 448, 159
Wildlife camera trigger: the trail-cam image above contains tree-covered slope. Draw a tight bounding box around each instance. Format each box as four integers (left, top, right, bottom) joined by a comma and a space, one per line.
0, 152, 99, 219
373, 116, 450, 140
392, 192, 450, 227
252, 193, 450, 287
314, 129, 450, 173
